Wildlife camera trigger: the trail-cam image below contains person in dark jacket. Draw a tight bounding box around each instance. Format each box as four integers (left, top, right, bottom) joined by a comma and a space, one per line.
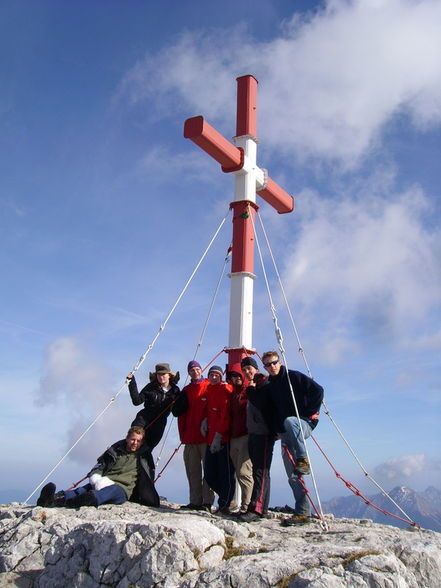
262, 350, 324, 524
36, 426, 159, 508
171, 360, 214, 511
239, 356, 275, 523
126, 363, 180, 453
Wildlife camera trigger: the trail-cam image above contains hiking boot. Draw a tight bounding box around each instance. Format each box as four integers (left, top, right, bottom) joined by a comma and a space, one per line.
294, 457, 310, 476
37, 483, 56, 507
53, 491, 66, 507
239, 511, 261, 523
281, 514, 310, 527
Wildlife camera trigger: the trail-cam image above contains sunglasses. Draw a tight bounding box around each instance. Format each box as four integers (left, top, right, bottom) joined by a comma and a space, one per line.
263, 359, 279, 368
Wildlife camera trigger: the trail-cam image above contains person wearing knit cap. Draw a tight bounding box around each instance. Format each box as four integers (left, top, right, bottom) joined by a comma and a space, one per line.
187, 360, 202, 372
172, 360, 214, 511
240, 357, 258, 370
239, 356, 275, 523
201, 365, 235, 514
227, 364, 253, 515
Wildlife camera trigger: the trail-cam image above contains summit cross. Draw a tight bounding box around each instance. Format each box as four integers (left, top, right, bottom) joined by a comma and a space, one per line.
184, 75, 294, 369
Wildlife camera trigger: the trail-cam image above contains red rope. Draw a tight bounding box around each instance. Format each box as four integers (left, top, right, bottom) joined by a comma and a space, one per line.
154, 443, 182, 483
282, 445, 322, 520
202, 347, 228, 373
311, 435, 420, 528
66, 475, 88, 491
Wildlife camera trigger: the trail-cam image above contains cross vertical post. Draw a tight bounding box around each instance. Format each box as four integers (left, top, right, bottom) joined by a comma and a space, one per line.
184, 75, 294, 370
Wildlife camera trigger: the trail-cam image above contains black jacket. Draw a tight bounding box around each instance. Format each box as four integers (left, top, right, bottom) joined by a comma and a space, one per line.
266, 366, 324, 433
129, 377, 180, 448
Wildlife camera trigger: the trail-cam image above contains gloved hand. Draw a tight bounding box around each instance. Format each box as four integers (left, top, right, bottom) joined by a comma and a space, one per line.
210, 432, 223, 454
93, 476, 115, 491
89, 473, 102, 488
200, 418, 208, 437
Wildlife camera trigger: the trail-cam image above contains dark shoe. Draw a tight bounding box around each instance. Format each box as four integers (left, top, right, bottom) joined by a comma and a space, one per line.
271, 505, 296, 514
201, 503, 212, 512
281, 514, 310, 526
65, 490, 98, 508
53, 491, 66, 507
216, 506, 232, 516
37, 483, 56, 507
294, 457, 310, 476
239, 511, 261, 523
180, 503, 200, 510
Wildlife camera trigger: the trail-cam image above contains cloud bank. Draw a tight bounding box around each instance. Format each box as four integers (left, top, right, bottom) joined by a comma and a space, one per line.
37, 337, 132, 464
278, 176, 441, 359
118, 0, 441, 167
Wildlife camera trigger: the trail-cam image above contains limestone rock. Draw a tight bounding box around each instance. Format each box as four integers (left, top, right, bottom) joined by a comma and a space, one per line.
0, 502, 440, 587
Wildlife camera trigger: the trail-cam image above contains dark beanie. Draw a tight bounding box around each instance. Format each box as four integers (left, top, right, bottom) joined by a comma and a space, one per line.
240, 356, 258, 369
187, 360, 202, 372
208, 365, 223, 376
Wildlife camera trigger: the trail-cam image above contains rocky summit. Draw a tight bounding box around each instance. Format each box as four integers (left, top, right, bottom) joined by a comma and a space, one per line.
1, 502, 441, 587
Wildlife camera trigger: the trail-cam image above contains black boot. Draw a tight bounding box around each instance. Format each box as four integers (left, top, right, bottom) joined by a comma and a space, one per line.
53, 491, 66, 507
37, 482, 56, 507
65, 490, 98, 508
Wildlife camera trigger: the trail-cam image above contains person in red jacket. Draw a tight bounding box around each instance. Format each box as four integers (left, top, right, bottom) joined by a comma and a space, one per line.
227, 364, 253, 514
201, 365, 235, 514
172, 360, 214, 511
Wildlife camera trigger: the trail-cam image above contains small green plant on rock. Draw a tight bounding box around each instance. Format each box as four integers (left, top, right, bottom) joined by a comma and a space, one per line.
223, 535, 244, 559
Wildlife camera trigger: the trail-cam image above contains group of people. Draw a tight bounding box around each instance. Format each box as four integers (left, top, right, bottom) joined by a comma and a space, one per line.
37, 351, 324, 525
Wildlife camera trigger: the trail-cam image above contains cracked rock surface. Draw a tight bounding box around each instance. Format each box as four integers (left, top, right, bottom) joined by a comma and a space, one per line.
1, 502, 440, 587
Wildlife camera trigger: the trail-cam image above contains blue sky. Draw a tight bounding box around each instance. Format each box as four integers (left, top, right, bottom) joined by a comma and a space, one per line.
1, 0, 440, 512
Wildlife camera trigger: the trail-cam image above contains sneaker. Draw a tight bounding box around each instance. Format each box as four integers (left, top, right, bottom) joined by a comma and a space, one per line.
180, 503, 200, 510
294, 457, 310, 476
239, 511, 261, 523
37, 483, 56, 507
281, 514, 310, 526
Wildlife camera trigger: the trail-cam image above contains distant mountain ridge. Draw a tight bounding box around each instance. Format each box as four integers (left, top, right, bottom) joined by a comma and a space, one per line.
322, 486, 441, 532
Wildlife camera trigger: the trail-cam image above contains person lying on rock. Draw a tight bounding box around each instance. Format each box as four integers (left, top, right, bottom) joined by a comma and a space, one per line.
37, 426, 149, 509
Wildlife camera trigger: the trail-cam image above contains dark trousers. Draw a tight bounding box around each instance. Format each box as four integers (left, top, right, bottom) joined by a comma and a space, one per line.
248, 433, 275, 515
131, 409, 167, 451
204, 443, 235, 509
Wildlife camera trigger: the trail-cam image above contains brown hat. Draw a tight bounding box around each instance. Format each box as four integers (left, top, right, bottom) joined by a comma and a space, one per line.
149, 362, 176, 382
155, 363, 172, 374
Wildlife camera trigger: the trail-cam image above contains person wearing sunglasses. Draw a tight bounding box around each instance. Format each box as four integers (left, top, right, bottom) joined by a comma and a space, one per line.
262, 350, 324, 524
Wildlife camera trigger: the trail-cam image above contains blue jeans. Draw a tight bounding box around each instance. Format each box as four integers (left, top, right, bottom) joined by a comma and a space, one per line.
281, 443, 310, 516
65, 483, 127, 506
279, 417, 312, 516
279, 416, 312, 460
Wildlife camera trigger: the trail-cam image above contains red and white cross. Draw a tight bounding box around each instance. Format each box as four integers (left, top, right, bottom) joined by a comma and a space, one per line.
184, 75, 294, 369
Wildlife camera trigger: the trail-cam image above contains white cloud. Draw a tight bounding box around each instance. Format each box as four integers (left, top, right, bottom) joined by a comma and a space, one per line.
277, 177, 441, 360
374, 453, 428, 480
116, 0, 441, 167
36, 337, 133, 465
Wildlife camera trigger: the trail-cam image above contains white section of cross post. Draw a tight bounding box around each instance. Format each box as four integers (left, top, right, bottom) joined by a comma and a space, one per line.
228, 270, 255, 350
228, 134, 259, 351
